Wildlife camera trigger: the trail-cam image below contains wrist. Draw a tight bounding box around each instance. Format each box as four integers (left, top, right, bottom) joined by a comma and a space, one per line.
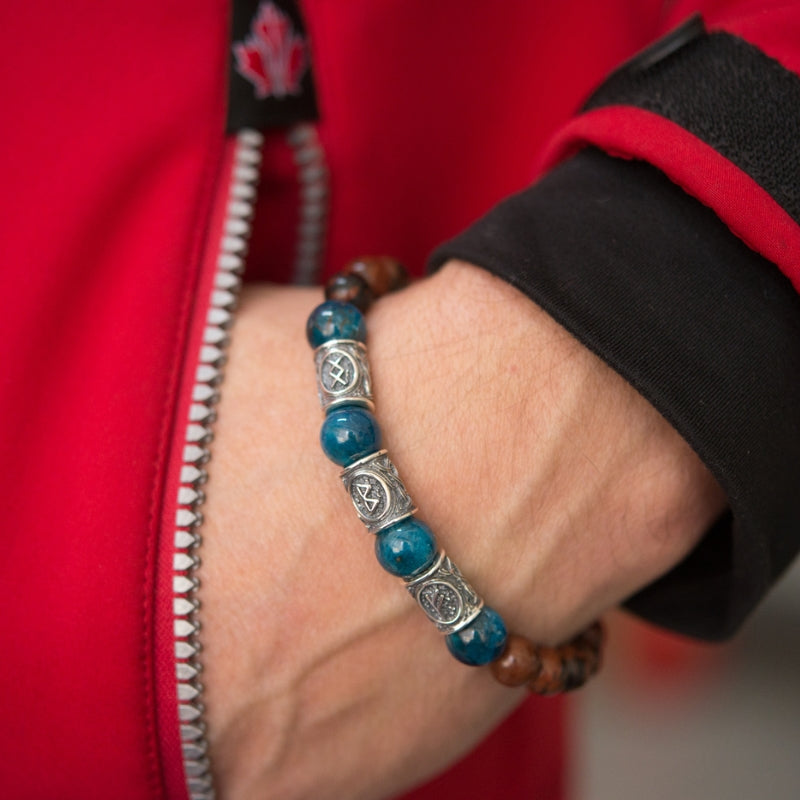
366, 259, 726, 642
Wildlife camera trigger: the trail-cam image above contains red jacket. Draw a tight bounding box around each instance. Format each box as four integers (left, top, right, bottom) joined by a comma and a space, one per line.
1, 1, 797, 798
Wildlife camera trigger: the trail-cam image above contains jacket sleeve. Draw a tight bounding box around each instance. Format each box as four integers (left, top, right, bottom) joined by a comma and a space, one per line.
431, 5, 800, 641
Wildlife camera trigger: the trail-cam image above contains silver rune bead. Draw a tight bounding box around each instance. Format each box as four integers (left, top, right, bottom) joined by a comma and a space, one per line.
340, 450, 416, 533
405, 551, 484, 634
314, 339, 373, 411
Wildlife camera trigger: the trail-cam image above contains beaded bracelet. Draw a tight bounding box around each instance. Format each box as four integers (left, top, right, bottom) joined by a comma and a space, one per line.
306, 256, 605, 693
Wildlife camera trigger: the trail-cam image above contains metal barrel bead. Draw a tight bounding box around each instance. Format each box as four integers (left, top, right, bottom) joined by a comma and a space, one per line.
405, 552, 485, 634
315, 339, 373, 411
340, 450, 416, 534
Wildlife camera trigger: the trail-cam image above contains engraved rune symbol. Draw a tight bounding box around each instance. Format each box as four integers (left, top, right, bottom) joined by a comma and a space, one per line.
327, 355, 349, 387
419, 581, 461, 624
355, 481, 380, 512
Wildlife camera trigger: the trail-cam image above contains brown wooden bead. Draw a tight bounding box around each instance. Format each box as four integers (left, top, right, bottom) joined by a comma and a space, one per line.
561, 656, 590, 692
577, 620, 606, 650
575, 643, 601, 677
527, 646, 567, 696
490, 635, 540, 687
343, 256, 409, 298
557, 644, 580, 670
488, 620, 605, 697
325, 273, 374, 312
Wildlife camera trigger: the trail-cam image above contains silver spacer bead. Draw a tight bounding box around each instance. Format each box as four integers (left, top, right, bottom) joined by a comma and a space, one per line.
340, 450, 416, 534
404, 550, 484, 634
314, 339, 374, 411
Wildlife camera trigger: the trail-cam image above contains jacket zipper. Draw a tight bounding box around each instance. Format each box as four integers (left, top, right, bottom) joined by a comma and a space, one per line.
287, 122, 329, 285
171, 120, 329, 799
172, 127, 264, 800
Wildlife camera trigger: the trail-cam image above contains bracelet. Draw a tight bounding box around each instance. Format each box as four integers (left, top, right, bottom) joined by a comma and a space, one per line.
306, 256, 605, 694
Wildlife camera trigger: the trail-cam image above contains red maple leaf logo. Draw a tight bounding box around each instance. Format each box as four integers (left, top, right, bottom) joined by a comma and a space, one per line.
233, 1, 308, 99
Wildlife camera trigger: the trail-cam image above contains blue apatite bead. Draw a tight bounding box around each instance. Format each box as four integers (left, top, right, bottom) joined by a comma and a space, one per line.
306, 301, 367, 348
320, 406, 381, 466
445, 607, 508, 666
375, 517, 437, 578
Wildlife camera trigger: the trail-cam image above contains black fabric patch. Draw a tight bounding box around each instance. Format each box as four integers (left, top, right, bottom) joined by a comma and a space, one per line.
227, 0, 319, 133
585, 29, 800, 223
611, 12, 705, 75
431, 149, 800, 641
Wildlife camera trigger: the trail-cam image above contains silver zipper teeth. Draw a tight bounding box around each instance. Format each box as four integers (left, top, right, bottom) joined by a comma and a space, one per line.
287, 123, 329, 285
173, 127, 264, 800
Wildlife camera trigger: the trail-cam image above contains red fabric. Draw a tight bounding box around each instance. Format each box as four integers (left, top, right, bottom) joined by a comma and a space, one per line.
248, 0, 663, 280
1, 1, 798, 798
0, 3, 228, 798
399, 695, 567, 800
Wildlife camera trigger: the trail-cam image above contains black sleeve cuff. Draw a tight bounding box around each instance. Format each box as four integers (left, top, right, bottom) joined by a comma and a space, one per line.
430, 148, 800, 641
585, 24, 800, 225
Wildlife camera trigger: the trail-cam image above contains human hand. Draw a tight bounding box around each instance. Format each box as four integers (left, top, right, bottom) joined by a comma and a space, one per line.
200, 261, 725, 799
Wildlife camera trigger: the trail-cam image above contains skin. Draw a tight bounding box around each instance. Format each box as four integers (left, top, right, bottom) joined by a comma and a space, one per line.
199, 261, 727, 800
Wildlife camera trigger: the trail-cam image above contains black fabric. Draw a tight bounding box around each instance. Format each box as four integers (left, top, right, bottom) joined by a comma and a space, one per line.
430, 149, 800, 640
612, 13, 705, 74
585, 30, 800, 223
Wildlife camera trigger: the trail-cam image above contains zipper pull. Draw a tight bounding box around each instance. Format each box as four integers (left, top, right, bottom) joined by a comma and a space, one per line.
228, 0, 319, 133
